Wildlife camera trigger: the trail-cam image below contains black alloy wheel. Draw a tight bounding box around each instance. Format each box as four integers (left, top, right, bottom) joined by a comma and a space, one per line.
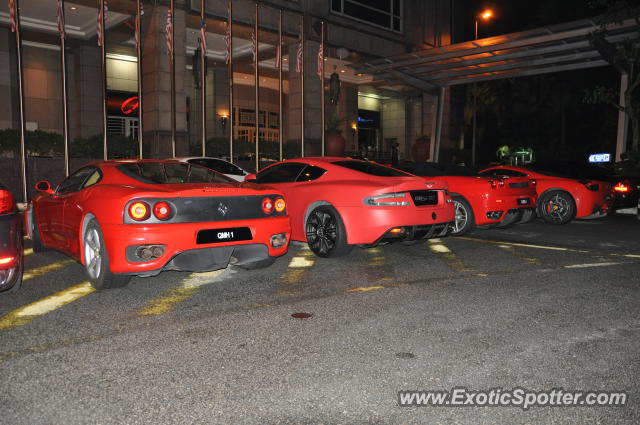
305, 205, 353, 258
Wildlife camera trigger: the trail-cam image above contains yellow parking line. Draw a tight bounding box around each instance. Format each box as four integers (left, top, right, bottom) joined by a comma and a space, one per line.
497, 244, 542, 265
428, 239, 473, 272
279, 246, 315, 287
23, 248, 33, 256
136, 270, 225, 317
0, 282, 95, 331
23, 259, 75, 281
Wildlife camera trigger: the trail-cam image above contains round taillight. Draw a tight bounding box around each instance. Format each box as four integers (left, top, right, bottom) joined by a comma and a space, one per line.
274, 198, 286, 213
153, 201, 172, 220
128, 201, 150, 221
261, 197, 274, 214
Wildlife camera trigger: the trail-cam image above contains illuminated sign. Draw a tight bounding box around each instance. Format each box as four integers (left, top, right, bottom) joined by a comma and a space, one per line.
588, 153, 611, 163
120, 96, 139, 115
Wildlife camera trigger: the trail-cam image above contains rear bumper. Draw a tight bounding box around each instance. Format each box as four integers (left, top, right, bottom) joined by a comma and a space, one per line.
474, 194, 536, 226
100, 216, 290, 274
574, 190, 613, 218
338, 204, 455, 245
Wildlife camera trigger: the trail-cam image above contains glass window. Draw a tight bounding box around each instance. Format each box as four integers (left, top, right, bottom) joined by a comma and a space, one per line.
331, 0, 402, 32
255, 163, 307, 183
332, 160, 411, 177
296, 165, 327, 182
56, 167, 99, 195
479, 169, 527, 178
117, 162, 235, 184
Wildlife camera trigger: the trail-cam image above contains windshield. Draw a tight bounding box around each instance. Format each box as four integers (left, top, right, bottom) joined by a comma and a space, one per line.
399, 162, 477, 177
332, 160, 412, 177
117, 162, 236, 184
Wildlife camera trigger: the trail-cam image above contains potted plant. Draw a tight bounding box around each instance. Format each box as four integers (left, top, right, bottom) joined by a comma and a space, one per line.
325, 111, 346, 157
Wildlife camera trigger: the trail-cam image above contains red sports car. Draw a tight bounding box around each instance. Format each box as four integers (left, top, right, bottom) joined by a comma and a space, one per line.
397, 162, 537, 235
479, 165, 612, 224
245, 157, 455, 257
26, 160, 290, 289
0, 182, 22, 293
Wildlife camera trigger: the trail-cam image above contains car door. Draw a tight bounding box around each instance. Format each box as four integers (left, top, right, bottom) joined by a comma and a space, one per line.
56, 166, 101, 256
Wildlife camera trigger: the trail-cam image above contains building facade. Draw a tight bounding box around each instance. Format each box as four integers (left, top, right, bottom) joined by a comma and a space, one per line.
0, 0, 462, 185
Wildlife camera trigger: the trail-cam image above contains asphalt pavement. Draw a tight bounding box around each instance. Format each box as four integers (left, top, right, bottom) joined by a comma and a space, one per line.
1, 213, 639, 424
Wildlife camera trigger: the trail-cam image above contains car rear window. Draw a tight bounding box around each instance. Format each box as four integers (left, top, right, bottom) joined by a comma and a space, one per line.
117, 162, 235, 184
332, 160, 412, 177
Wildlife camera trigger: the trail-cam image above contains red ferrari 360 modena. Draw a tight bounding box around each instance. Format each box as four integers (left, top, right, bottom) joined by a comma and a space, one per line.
479, 165, 612, 224
397, 162, 537, 235
245, 157, 455, 257
26, 160, 290, 289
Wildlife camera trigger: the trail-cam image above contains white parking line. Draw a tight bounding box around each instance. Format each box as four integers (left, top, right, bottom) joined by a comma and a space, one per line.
564, 262, 621, 269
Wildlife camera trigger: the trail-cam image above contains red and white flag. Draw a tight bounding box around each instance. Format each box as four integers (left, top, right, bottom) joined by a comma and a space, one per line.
57, 0, 65, 39
295, 24, 303, 73
251, 29, 257, 64
165, 8, 173, 59
134, 4, 143, 49
8, 0, 17, 32
224, 5, 231, 64
199, 18, 207, 56
316, 43, 323, 79
97, 1, 108, 47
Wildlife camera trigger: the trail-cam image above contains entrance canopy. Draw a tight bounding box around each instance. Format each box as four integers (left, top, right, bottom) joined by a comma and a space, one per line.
354, 17, 639, 161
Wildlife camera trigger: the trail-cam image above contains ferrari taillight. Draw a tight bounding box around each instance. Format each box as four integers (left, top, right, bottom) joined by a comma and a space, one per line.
153, 201, 172, 220
0, 189, 15, 214
128, 201, 150, 221
274, 198, 286, 213
262, 197, 274, 214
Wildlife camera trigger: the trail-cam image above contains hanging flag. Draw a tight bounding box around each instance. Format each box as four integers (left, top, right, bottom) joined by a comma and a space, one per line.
295, 24, 303, 73
224, 5, 231, 65
251, 29, 257, 64
274, 40, 281, 69
134, 3, 143, 49
57, 0, 65, 39
7, 0, 16, 32
316, 43, 323, 79
165, 8, 173, 59
97, 1, 108, 47
200, 18, 207, 56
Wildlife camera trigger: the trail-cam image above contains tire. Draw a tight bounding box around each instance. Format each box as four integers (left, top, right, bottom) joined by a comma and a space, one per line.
235, 257, 276, 270
305, 205, 353, 258
30, 210, 48, 253
538, 190, 575, 225
83, 219, 131, 289
449, 195, 474, 236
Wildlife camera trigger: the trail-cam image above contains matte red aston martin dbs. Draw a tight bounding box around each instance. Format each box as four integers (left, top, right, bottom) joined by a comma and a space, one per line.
26, 160, 290, 289
245, 158, 455, 257
479, 165, 612, 224
397, 162, 537, 235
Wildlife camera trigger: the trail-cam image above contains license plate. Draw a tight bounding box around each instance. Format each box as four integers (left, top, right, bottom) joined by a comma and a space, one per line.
517, 198, 531, 205
196, 227, 252, 244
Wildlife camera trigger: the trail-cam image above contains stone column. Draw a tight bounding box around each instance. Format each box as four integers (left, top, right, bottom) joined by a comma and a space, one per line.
142, 3, 188, 158
286, 39, 322, 156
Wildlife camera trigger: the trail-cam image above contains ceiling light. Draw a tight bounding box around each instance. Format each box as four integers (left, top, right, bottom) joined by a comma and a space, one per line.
70, 6, 77, 10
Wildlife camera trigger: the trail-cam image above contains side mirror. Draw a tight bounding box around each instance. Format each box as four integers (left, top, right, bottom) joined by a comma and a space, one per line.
35, 180, 54, 194
244, 173, 257, 183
